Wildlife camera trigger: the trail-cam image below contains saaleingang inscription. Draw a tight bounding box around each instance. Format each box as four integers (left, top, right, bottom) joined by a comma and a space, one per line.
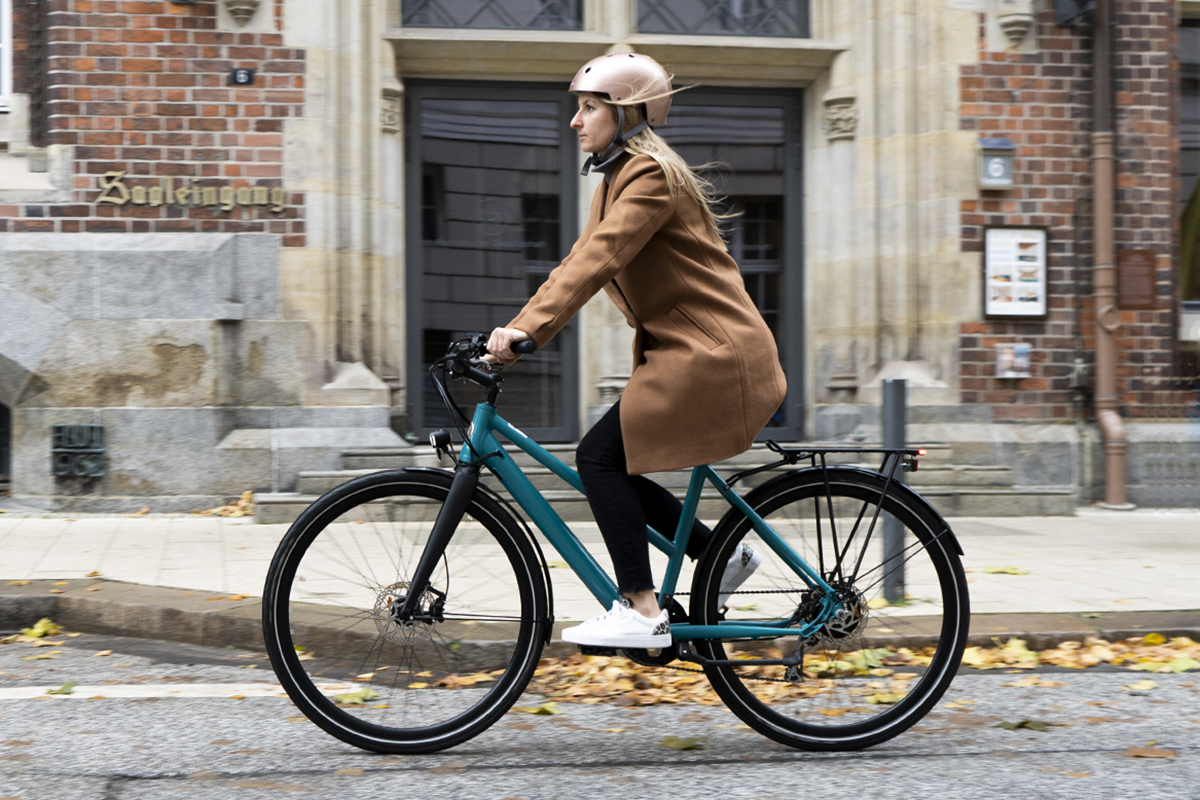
97, 172, 288, 213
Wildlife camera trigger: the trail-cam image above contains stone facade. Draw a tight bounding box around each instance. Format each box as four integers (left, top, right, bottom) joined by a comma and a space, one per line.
2, 0, 305, 238
1, 0, 1196, 510
958, 0, 1189, 423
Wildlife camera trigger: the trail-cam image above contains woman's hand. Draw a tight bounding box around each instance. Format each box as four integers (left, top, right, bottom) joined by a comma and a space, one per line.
486, 327, 531, 365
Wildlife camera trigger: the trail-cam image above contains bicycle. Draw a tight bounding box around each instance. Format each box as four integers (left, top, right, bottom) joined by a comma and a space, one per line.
262, 334, 969, 754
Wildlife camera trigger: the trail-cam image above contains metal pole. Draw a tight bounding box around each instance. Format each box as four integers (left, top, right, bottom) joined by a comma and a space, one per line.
882, 378, 906, 603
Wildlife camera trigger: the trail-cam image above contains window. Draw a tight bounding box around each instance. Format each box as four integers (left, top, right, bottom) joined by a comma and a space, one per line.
1181, 21, 1200, 302
402, 0, 582, 30
638, 0, 809, 37
406, 87, 580, 441
667, 94, 802, 435
1182, 22, 1200, 210
0, 0, 12, 113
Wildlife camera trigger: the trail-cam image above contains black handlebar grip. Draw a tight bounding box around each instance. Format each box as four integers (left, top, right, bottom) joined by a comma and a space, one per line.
512, 339, 537, 355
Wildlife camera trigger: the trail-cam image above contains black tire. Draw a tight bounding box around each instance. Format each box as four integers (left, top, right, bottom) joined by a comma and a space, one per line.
262, 469, 549, 754
690, 467, 969, 751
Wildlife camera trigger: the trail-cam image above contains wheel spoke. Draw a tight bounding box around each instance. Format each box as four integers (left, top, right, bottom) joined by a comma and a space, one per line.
693, 468, 968, 751
262, 473, 545, 753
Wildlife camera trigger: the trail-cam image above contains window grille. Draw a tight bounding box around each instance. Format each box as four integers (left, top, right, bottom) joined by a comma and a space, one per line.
402, 0, 582, 30
638, 0, 808, 37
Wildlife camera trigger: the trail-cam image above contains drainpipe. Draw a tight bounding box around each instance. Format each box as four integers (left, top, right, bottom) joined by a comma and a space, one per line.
1091, 0, 1129, 506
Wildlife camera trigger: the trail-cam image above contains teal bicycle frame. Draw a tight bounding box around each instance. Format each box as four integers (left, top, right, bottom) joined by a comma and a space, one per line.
462, 402, 841, 643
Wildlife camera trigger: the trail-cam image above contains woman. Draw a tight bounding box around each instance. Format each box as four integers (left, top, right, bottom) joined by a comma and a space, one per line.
488, 53, 786, 649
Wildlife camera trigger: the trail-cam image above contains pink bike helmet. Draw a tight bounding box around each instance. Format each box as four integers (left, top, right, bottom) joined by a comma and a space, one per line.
569, 52, 673, 127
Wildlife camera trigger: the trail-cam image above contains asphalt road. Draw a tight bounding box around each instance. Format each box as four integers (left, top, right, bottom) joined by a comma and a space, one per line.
0, 634, 1197, 800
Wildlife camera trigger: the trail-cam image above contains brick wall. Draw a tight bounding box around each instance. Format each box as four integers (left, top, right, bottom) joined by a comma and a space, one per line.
2, 0, 305, 243
958, 1, 1194, 421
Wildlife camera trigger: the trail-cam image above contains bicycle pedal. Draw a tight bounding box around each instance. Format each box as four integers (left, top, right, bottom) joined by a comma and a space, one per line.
578, 646, 619, 657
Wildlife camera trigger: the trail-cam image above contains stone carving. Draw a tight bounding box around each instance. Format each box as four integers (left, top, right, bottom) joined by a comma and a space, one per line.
821, 89, 858, 142
224, 0, 262, 27
997, 0, 1035, 49
381, 92, 401, 133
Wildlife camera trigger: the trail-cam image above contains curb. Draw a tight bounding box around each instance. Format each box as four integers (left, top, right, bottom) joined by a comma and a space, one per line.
3, 580, 1199, 669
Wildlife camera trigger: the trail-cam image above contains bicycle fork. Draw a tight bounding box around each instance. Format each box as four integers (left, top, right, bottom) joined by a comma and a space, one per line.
392, 462, 480, 622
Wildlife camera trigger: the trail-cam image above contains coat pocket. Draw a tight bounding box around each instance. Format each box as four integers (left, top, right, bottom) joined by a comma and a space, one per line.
667, 305, 722, 351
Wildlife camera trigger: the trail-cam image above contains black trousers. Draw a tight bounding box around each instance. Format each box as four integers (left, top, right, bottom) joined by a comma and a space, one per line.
576, 401, 712, 595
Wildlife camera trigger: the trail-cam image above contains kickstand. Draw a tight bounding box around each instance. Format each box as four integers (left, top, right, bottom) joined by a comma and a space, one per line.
785, 636, 806, 683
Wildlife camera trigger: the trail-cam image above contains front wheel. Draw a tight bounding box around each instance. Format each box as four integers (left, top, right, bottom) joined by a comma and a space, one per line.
690, 467, 969, 751
262, 469, 549, 754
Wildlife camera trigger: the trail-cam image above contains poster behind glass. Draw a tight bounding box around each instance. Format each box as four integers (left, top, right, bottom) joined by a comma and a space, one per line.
984, 227, 1047, 319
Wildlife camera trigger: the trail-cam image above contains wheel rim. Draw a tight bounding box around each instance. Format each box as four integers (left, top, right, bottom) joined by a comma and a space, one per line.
266, 477, 541, 746
699, 473, 966, 742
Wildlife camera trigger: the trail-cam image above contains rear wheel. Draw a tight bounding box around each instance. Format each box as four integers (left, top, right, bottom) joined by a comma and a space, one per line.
262, 469, 548, 754
690, 467, 969, 751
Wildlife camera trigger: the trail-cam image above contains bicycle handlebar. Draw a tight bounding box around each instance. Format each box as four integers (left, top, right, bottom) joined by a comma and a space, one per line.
512, 339, 537, 355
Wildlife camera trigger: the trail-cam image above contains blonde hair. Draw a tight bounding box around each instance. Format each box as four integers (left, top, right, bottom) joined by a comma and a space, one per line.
600, 90, 735, 249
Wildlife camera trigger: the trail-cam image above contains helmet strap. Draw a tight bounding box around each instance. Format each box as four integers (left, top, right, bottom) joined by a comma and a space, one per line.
581, 105, 650, 176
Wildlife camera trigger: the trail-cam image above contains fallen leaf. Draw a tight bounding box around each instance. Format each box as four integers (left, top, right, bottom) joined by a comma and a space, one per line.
86, 587, 101, 592
661, 736, 704, 750
995, 719, 1068, 732
49, 589, 65, 594
54, 581, 69, 586
46, 682, 77, 695
1122, 680, 1158, 692
547, 561, 570, 569
334, 688, 380, 706
407, 682, 430, 689
131, 508, 149, 517
1142, 633, 1167, 646
511, 702, 562, 715
983, 566, 1028, 575
335, 768, 364, 776
1123, 746, 1177, 759
866, 693, 904, 705
21, 619, 62, 638
86, 571, 101, 578
6, 580, 30, 586
605, 727, 627, 732
226, 595, 248, 601
93, 650, 113, 658
866, 597, 890, 610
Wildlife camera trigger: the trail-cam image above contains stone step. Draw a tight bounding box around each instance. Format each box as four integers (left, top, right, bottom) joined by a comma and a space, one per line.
298, 460, 1011, 497
258, 480, 1073, 525
917, 487, 1078, 517
340, 441, 958, 472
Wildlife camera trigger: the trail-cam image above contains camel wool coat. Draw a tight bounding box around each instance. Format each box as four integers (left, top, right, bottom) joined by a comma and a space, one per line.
508, 153, 787, 475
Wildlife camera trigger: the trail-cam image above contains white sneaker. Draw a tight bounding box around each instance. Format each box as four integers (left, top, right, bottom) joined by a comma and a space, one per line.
718, 543, 763, 608
561, 600, 671, 648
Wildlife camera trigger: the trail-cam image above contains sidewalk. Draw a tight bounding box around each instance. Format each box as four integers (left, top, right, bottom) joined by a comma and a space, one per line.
1, 499, 1198, 649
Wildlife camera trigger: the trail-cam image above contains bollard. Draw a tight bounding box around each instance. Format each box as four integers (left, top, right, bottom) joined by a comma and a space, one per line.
882, 379, 906, 603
